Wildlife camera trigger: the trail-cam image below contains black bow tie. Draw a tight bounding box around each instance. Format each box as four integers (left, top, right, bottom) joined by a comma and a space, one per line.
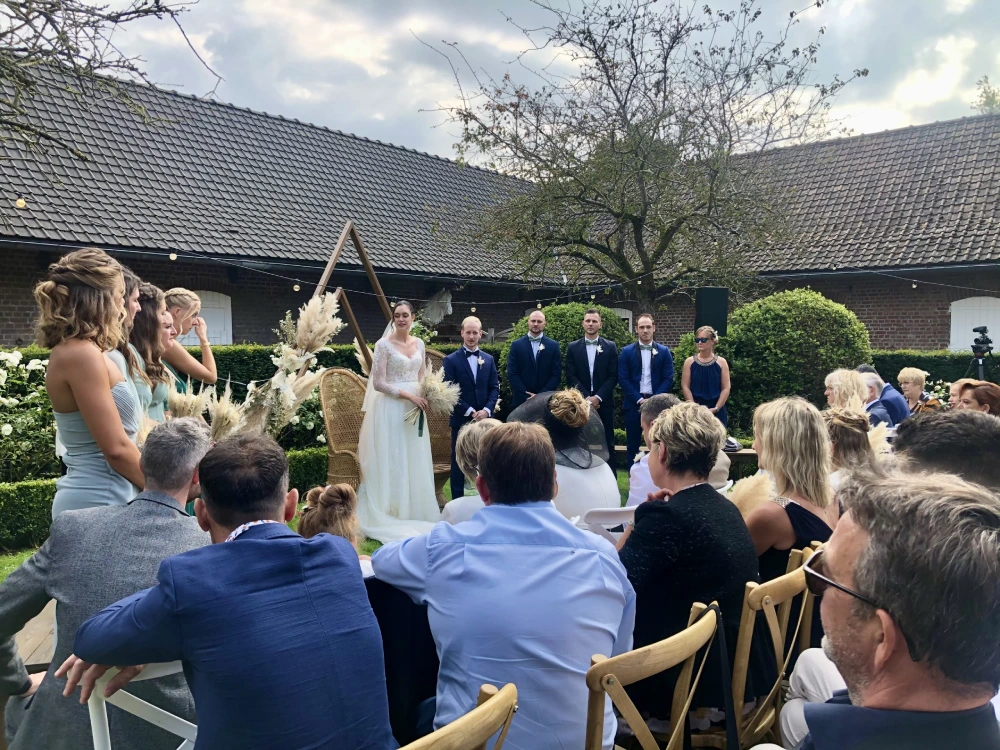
465, 349, 480, 356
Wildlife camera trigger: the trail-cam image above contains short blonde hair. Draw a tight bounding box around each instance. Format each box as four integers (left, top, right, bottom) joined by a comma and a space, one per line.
824, 368, 868, 409
897, 367, 927, 389
649, 401, 725, 479
461, 316, 482, 332
455, 418, 502, 483
754, 397, 833, 507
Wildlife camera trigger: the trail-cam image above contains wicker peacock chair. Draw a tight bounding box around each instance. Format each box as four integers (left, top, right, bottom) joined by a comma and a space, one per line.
318, 368, 367, 489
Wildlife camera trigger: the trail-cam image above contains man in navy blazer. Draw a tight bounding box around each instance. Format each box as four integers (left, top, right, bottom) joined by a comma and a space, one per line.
566, 308, 619, 471
60, 435, 397, 750
442, 316, 500, 498
857, 364, 909, 424
506, 309, 561, 409
618, 314, 675, 467
860, 370, 895, 428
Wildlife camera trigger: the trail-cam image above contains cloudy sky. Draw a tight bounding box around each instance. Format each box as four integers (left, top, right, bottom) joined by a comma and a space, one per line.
115, 0, 1000, 161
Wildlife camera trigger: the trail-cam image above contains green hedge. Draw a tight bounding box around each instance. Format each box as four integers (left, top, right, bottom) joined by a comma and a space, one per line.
287, 447, 328, 495
0, 479, 56, 551
872, 350, 999, 386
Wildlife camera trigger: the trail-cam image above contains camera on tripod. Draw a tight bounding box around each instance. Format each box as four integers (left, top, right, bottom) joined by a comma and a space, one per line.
972, 326, 994, 358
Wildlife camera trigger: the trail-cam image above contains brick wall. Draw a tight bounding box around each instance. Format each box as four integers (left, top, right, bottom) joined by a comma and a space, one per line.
0, 247, 540, 347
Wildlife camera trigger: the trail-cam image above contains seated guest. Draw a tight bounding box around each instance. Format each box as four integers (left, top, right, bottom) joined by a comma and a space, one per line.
896, 367, 943, 416
822, 408, 875, 491
784, 471, 1000, 750
617, 402, 767, 719
508, 389, 620, 524
373, 422, 635, 750
857, 364, 909, 424
0, 419, 210, 750
61, 434, 395, 750
440, 418, 501, 524
956, 380, 1000, 415
823, 368, 868, 410
299, 484, 374, 577
893, 409, 1000, 490
948, 377, 976, 408
859, 371, 893, 427
747, 398, 838, 583
627, 394, 729, 507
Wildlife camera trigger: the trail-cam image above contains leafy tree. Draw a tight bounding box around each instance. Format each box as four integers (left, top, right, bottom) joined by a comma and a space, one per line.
972, 76, 1000, 116
1, 0, 218, 161
430, 0, 867, 309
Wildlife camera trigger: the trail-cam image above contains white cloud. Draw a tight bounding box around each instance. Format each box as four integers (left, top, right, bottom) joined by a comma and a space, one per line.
892, 35, 977, 108
945, 0, 977, 13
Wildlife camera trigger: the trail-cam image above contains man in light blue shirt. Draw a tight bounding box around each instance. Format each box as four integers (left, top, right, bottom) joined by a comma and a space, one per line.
373, 421, 636, 750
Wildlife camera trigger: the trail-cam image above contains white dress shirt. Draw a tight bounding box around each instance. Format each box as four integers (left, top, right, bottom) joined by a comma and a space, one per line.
372, 503, 635, 750
529, 335, 542, 359
585, 336, 600, 393
639, 346, 652, 396
627, 453, 658, 507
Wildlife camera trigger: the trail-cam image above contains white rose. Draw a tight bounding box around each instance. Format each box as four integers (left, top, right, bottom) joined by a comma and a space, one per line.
316, 434, 327, 444
1, 424, 12, 437
26, 359, 43, 371
305, 421, 315, 431
0, 369, 6, 387
289, 415, 300, 425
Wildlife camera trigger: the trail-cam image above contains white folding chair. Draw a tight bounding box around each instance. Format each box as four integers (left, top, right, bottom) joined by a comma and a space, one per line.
717, 479, 734, 495
88, 661, 196, 750
582, 506, 635, 543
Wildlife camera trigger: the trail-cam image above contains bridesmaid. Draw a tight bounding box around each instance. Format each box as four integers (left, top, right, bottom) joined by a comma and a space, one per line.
681, 325, 731, 427
162, 288, 217, 390
129, 283, 174, 423
36, 248, 143, 518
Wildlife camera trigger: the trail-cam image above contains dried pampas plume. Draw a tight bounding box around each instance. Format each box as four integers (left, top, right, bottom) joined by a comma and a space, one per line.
728, 472, 775, 518
206, 379, 245, 442
868, 421, 891, 456
418, 363, 460, 414
354, 339, 371, 376
296, 293, 344, 356
167, 378, 209, 419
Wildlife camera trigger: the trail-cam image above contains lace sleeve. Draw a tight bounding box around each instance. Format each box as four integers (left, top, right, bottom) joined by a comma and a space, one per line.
417, 339, 426, 381
371, 340, 399, 398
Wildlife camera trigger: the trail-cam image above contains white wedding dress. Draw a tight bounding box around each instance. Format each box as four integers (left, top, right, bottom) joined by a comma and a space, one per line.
356, 337, 441, 543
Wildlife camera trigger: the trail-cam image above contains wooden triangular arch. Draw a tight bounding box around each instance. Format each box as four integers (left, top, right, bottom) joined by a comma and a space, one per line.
312, 220, 392, 371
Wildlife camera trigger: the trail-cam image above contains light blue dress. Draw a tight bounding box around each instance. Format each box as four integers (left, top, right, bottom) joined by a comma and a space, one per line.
51, 351, 141, 519
128, 344, 168, 423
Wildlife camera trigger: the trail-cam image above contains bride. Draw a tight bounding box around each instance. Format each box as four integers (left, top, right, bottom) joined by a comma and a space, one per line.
356, 300, 441, 542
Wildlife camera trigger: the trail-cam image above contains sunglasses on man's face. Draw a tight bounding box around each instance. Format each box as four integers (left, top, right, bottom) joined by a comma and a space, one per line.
694, 337, 711, 343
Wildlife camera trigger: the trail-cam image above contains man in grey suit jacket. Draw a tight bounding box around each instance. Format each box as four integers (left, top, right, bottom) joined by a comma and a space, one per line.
0, 418, 212, 750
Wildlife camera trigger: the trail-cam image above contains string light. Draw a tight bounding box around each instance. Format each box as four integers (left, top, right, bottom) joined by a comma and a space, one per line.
590, 294, 596, 300
536, 302, 542, 308
168, 252, 178, 261
470, 304, 477, 312
912, 283, 917, 289
293, 284, 301, 292
14, 196, 26, 209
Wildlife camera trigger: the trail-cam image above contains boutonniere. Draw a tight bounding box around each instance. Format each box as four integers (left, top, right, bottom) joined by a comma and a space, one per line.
477, 356, 485, 366
538, 343, 545, 351
597, 345, 604, 354
652, 348, 658, 356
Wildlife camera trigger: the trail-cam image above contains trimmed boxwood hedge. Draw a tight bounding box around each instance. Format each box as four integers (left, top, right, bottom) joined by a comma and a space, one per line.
0, 479, 57, 551
872, 349, 998, 386
286, 447, 328, 496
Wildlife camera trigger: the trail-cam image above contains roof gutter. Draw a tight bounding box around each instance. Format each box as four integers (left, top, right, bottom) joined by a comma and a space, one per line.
762, 261, 1000, 279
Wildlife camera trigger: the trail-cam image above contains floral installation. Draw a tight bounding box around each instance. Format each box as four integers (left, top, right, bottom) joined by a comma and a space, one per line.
403, 363, 460, 436
0, 354, 59, 482
926, 378, 950, 402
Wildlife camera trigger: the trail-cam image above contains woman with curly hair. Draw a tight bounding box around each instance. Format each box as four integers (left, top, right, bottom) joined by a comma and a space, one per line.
36, 248, 143, 517
129, 283, 176, 423
822, 368, 868, 409
822, 407, 876, 491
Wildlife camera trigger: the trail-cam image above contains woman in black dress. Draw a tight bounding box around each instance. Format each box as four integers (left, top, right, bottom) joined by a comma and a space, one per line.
617, 401, 769, 721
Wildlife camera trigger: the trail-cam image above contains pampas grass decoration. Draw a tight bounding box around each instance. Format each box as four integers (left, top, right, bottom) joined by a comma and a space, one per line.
418, 364, 460, 414
354, 339, 372, 376
296, 293, 344, 356
206, 379, 245, 442
728, 472, 775, 518
868, 421, 891, 456
167, 378, 209, 419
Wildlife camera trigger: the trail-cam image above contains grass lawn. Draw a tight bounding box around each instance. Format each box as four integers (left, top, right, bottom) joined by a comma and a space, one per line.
0, 549, 35, 584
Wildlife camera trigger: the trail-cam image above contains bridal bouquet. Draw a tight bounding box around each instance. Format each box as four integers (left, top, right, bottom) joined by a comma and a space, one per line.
404, 364, 460, 436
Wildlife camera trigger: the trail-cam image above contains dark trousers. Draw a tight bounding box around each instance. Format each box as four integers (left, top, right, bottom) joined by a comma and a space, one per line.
624, 407, 643, 469
450, 424, 468, 499
598, 400, 617, 473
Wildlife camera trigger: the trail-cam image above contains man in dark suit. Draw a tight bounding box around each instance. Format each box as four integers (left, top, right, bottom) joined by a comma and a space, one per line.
566, 308, 619, 471
0, 419, 210, 750
860, 371, 894, 427
507, 309, 561, 409
618, 313, 675, 468
857, 364, 909, 424
60, 434, 396, 750
442, 316, 500, 498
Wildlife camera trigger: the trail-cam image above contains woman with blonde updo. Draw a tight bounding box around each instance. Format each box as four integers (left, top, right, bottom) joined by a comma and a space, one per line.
299, 484, 372, 576
822, 408, 875, 491
161, 287, 218, 390
822, 368, 868, 409
36, 248, 143, 517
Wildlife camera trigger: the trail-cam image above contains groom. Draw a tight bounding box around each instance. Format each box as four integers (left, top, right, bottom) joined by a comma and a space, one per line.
443, 316, 500, 499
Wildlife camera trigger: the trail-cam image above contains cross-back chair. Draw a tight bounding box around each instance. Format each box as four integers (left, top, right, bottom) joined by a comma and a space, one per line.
318, 367, 367, 488
585, 602, 720, 750
400, 683, 518, 750
88, 662, 194, 750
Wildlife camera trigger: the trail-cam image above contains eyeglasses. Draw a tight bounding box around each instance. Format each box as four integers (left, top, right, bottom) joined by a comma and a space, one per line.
804, 548, 920, 661
694, 337, 711, 343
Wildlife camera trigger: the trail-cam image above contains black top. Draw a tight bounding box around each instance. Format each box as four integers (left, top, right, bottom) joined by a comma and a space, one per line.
618, 483, 773, 716
801, 690, 1000, 750
758, 501, 834, 583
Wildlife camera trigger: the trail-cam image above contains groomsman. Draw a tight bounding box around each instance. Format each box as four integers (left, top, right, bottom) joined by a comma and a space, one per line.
618, 313, 675, 468
566, 308, 619, 471
507, 310, 562, 409
443, 317, 500, 498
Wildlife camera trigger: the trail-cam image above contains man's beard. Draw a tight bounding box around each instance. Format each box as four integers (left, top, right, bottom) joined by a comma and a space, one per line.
822, 632, 872, 704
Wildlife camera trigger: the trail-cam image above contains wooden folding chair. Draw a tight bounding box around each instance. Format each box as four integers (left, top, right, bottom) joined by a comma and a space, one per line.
88, 662, 195, 750
318, 367, 367, 488
585, 602, 720, 750
400, 683, 518, 750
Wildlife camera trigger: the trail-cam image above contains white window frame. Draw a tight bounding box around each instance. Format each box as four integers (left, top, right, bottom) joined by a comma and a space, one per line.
176, 290, 233, 346
949, 297, 1000, 352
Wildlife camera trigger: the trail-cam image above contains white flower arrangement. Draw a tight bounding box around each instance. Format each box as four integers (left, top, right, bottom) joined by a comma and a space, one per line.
404, 364, 461, 436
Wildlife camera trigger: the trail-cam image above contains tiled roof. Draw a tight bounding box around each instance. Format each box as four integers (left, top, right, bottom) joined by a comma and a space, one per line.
0, 68, 527, 279
758, 114, 1000, 273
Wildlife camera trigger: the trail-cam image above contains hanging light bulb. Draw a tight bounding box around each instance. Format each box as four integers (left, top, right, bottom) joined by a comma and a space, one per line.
470, 304, 477, 313
293, 284, 301, 292
14, 196, 26, 209
536, 302, 542, 309
168, 252, 178, 261
912, 282, 917, 289
590, 294, 596, 300
636, 279, 642, 285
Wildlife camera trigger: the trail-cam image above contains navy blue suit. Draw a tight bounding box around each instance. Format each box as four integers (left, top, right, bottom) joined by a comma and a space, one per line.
879, 383, 910, 425
618, 341, 675, 467
442, 348, 500, 498
506, 335, 562, 410
74, 523, 397, 750
866, 399, 894, 428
